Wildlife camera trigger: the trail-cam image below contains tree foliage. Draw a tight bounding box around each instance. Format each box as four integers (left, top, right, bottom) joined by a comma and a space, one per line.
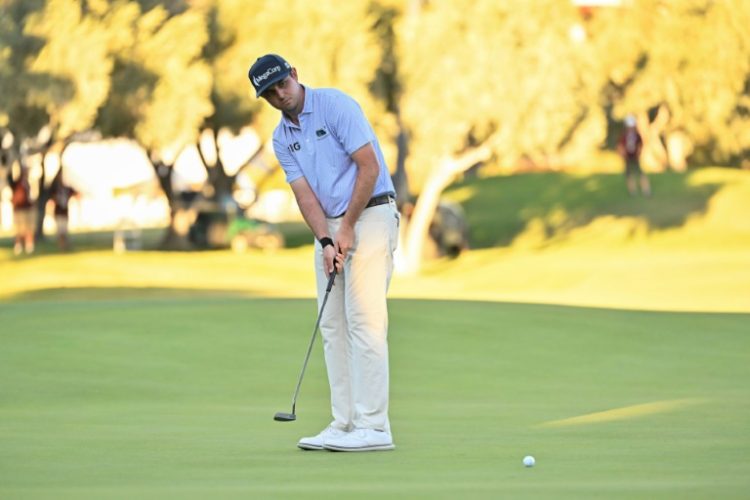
390, 0, 608, 272
591, 0, 750, 169
24, 0, 113, 140
0, 0, 110, 143
397, 0, 603, 186
4, 0, 747, 171
2, 0, 749, 263
95, 1, 212, 159
204, 0, 385, 139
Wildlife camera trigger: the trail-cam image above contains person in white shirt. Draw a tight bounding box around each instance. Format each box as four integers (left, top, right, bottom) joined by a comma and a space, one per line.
249, 54, 399, 452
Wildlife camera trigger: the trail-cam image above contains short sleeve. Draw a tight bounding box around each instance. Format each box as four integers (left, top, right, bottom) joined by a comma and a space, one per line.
273, 134, 303, 184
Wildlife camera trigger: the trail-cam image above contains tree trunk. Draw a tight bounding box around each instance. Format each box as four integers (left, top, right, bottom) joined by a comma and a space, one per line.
34, 142, 54, 242
0, 129, 12, 171
391, 117, 410, 202
637, 107, 669, 172
665, 130, 692, 172
244, 139, 281, 208
397, 144, 491, 275
197, 129, 236, 204
149, 152, 194, 250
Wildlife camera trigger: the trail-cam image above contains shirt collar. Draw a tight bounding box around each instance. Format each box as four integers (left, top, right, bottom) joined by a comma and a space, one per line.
281, 85, 314, 129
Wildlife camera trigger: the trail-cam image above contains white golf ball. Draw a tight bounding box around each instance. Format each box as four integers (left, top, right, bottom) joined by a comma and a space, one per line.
523, 455, 535, 467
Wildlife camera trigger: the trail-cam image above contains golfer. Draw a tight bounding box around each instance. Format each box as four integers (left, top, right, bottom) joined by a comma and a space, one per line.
248, 54, 399, 452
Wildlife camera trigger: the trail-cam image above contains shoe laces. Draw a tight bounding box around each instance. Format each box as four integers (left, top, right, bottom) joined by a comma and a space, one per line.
353, 428, 378, 438
323, 425, 345, 437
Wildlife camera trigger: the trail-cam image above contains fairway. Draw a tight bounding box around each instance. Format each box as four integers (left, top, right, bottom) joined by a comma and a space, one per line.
1, 297, 748, 498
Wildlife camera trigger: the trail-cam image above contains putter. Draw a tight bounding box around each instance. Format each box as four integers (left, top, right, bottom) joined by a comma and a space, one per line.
274, 268, 337, 422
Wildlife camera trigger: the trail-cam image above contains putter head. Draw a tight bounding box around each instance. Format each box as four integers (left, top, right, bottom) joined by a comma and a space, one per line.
274, 412, 296, 422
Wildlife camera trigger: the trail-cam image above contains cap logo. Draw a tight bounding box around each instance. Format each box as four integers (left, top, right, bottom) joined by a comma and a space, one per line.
253, 65, 282, 87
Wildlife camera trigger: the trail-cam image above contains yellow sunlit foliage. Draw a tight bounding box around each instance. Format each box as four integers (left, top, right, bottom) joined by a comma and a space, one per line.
397, 0, 604, 188
132, 7, 213, 155
1, 0, 748, 170
92, 2, 212, 161
591, 0, 750, 168
208, 0, 383, 139
23, 0, 112, 139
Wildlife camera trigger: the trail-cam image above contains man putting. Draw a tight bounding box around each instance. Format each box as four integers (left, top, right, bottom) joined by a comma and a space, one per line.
248, 54, 399, 452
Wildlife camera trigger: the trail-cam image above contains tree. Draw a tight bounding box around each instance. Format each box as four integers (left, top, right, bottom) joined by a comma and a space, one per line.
590, 0, 750, 170
0, 0, 114, 237
393, 0, 602, 273
0, 1, 51, 143
94, 1, 213, 248
0, 2, 42, 175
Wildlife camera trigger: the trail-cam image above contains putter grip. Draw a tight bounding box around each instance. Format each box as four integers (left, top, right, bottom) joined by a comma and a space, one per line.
326, 269, 337, 292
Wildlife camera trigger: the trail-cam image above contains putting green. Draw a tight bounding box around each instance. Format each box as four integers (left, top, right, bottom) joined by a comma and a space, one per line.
1, 297, 748, 498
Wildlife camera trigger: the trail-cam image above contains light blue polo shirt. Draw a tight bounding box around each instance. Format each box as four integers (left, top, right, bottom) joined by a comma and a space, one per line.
272, 87, 395, 218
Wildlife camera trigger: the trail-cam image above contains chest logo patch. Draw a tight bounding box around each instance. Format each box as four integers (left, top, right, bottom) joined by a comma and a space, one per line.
315, 128, 328, 139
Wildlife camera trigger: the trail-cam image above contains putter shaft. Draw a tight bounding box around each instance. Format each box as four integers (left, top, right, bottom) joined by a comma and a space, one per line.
276, 270, 337, 421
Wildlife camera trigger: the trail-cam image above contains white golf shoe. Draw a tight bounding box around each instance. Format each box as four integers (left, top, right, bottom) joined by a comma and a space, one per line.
323, 428, 395, 452
297, 426, 348, 450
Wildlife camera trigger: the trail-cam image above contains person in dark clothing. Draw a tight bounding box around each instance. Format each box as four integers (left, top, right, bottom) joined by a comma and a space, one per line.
50, 171, 77, 251
8, 168, 35, 255
617, 115, 651, 197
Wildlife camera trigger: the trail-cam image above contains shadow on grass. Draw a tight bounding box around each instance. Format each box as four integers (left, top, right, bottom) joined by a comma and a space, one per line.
5, 287, 748, 315
450, 171, 723, 248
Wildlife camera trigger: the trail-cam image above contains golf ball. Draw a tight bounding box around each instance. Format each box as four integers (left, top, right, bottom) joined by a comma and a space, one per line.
523, 455, 535, 467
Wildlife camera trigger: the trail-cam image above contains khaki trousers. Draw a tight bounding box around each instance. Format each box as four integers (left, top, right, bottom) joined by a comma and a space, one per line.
314, 199, 399, 433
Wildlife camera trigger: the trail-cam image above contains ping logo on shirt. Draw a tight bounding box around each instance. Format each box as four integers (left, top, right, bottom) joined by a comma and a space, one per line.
315, 128, 328, 138
288, 142, 301, 153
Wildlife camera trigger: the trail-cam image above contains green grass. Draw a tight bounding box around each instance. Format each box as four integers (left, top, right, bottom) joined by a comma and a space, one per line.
446, 170, 728, 248
3, 168, 749, 311
2, 167, 750, 497
1, 298, 748, 498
